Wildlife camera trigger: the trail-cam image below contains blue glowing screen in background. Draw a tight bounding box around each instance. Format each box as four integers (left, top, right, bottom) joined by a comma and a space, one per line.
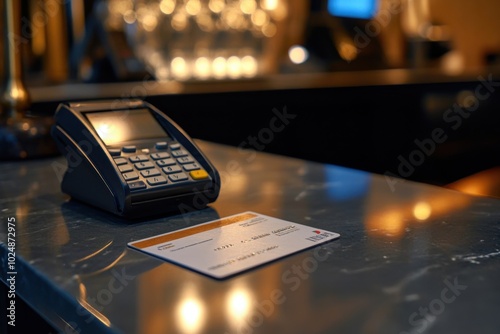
328, 0, 378, 19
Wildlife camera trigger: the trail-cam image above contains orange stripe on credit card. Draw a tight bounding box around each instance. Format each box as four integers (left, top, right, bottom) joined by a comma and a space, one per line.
131, 212, 257, 249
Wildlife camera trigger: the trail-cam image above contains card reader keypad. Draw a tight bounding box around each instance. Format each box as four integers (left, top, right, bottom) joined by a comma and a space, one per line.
111, 142, 209, 191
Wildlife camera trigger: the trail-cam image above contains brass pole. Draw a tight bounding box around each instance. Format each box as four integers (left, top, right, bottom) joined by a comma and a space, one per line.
44, 0, 69, 83
0, 0, 59, 159
1, 0, 31, 123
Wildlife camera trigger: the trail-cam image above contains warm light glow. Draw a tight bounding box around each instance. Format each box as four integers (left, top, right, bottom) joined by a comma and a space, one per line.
212, 57, 227, 78
382, 211, 404, 235
338, 41, 357, 62
227, 56, 242, 78
196, 14, 215, 32
127, 0, 283, 82
123, 10, 136, 24
368, 210, 405, 237
160, 0, 176, 15
194, 57, 211, 79
78, 283, 111, 327
95, 123, 117, 144
223, 8, 243, 29
111, 0, 134, 14
186, 0, 202, 16
261, 0, 278, 11
446, 168, 500, 198
251, 9, 268, 26
171, 57, 190, 80
441, 51, 464, 75
262, 22, 276, 37
413, 202, 432, 221
240, 0, 257, 14
209, 0, 225, 13
269, 1, 287, 20
177, 297, 205, 333
142, 14, 158, 32
241, 55, 258, 77
227, 287, 252, 325
402, 0, 430, 37
172, 12, 188, 31
148, 51, 163, 67
288, 45, 308, 64
155, 67, 170, 81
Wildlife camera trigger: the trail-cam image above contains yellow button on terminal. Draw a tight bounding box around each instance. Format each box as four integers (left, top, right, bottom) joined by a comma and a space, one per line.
190, 170, 209, 180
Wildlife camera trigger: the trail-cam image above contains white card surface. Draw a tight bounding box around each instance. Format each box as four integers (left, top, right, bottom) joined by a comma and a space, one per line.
128, 211, 340, 279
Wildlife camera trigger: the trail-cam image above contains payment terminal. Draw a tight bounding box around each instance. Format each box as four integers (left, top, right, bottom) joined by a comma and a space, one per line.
51, 99, 220, 219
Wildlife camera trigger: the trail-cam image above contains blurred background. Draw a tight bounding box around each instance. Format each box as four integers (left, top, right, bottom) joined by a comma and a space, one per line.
3, 0, 500, 84
1, 0, 500, 190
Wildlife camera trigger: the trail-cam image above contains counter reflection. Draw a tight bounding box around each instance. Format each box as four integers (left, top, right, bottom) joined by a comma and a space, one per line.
1, 141, 494, 333
226, 285, 253, 328
364, 179, 471, 239
206, 140, 474, 242
137, 259, 286, 333
176, 284, 206, 334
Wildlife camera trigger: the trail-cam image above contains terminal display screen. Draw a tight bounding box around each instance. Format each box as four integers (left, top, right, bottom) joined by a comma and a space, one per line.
86, 109, 168, 146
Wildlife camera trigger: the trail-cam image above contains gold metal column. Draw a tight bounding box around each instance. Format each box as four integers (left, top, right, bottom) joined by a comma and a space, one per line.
0, 0, 58, 160
1, 0, 30, 121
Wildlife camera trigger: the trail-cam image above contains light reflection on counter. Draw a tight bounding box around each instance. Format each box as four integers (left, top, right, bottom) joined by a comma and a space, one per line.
364, 179, 471, 239
210, 146, 474, 243
176, 284, 206, 334
226, 284, 253, 329
3, 140, 500, 334
137, 257, 287, 333
413, 201, 432, 221
324, 165, 370, 201
446, 166, 500, 198
202, 149, 476, 241
78, 283, 112, 327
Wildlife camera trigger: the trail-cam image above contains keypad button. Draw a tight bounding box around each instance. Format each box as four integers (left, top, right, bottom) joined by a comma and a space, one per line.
118, 164, 133, 173
114, 157, 128, 165
182, 163, 200, 171
156, 141, 168, 149
171, 150, 188, 157
129, 181, 146, 191
177, 156, 194, 164
147, 176, 168, 186
190, 170, 209, 180
134, 161, 155, 170
168, 172, 188, 182
122, 172, 139, 181
123, 145, 136, 153
163, 165, 182, 174
141, 168, 161, 178
151, 152, 170, 160
157, 158, 176, 167
169, 143, 181, 150
129, 154, 149, 163
109, 148, 121, 157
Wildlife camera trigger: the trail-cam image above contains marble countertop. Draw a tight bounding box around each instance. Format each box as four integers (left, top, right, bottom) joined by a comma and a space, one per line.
1, 140, 499, 334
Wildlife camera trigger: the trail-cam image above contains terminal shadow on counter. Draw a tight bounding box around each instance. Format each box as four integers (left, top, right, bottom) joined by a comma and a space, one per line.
60, 196, 220, 226
58, 200, 220, 272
